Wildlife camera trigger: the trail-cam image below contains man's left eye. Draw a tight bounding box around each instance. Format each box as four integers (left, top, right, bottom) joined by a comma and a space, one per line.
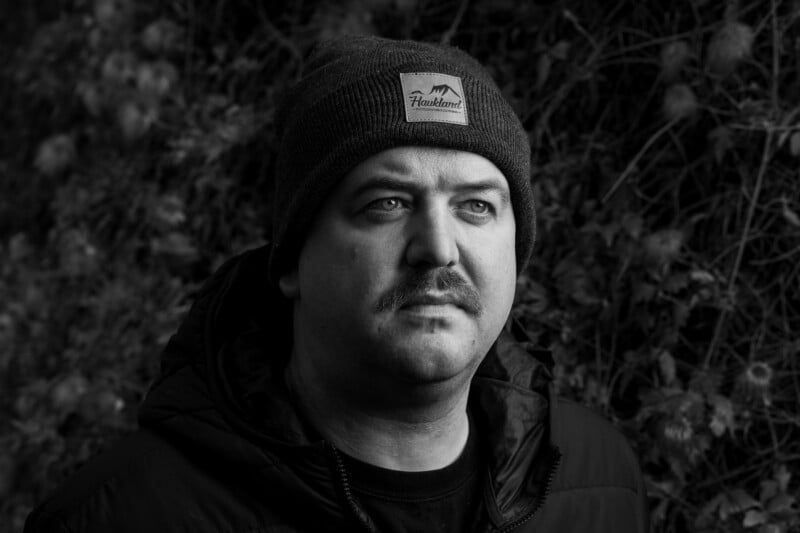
463, 200, 491, 214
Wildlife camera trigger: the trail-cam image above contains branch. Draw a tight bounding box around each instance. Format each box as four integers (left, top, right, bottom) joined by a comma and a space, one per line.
703, 127, 774, 369
440, 0, 470, 45
601, 118, 679, 204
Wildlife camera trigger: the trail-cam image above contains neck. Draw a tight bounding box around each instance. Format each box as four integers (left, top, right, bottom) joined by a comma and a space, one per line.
285, 356, 471, 472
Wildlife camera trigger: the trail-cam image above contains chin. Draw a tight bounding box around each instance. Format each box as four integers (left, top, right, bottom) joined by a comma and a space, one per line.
379, 332, 486, 385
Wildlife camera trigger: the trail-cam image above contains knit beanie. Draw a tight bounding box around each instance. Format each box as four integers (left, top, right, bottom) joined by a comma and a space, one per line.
269, 35, 534, 283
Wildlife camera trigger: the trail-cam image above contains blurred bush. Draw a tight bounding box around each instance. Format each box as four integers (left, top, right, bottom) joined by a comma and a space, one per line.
1, 1, 798, 532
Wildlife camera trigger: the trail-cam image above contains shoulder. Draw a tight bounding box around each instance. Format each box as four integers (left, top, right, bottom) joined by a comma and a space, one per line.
549, 398, 643, 492
529, 398, 650, 533
24, 430, 177, 532
23, 429, 266, 533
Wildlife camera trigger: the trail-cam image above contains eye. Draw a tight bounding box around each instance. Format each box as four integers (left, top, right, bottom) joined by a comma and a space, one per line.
463, 200, 491, 215
360, 197, 411, 220
368, 197, 405, 211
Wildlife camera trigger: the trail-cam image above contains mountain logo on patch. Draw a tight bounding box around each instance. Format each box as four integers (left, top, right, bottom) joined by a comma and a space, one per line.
409, 84, 461, 98
399, 73, 468, 126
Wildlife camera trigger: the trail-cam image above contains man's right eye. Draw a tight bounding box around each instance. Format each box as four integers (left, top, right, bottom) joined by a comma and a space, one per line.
367, 198, 406, 212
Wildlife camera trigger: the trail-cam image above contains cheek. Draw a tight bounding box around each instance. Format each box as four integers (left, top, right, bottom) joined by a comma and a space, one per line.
300, 225, 394, 303
487, 254, 517, 307
296, 244, 361, 329
346, 240, 399, 300
472, 227, 517, 311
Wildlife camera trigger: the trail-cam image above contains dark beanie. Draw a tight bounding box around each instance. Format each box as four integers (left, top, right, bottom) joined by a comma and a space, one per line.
269, 35, 534, 283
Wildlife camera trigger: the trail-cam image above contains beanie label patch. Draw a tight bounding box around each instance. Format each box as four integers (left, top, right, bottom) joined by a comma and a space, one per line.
399, 73, 468, 126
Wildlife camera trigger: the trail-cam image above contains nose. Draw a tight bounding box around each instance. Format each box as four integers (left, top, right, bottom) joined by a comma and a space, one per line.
405, 204, 459, 268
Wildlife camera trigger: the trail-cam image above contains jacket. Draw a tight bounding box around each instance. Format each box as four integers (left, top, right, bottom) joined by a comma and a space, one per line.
25, 245, 649, 532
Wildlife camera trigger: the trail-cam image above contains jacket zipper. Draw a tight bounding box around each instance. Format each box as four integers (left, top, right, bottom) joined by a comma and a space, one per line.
330, 444, 380, 533
495, 446, 562, 533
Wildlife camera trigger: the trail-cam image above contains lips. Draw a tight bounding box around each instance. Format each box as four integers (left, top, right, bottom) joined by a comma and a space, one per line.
400, 293, 463, 309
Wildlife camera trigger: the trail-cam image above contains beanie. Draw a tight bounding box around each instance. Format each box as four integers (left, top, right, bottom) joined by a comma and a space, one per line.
269, 35, 534, 283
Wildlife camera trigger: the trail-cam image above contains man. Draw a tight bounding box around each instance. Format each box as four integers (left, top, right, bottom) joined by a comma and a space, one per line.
26, 36, 649, 532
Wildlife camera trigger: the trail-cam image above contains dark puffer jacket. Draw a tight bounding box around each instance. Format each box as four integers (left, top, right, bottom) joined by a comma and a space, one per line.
25, 246, 649, 532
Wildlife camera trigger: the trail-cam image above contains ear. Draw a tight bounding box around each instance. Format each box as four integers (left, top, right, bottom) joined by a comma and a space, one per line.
278, 268, 300, 300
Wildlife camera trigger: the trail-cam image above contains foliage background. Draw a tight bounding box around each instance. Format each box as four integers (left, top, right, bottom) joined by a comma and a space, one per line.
1, 0, 799, 531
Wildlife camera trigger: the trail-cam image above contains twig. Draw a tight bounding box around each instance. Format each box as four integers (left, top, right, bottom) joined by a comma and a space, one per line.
764, 403, 782, 458
702, 127, 774, 369
601, 118, 678, 204
440, 0, 470, 45
703, 1, 783, 368
563, 9, 598, 49
256, 7, 303, 79
770, 0, 780, 112
749, 242, 800, 265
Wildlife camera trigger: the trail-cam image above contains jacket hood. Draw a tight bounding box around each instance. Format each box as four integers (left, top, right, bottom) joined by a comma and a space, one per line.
138, 245, 556, 529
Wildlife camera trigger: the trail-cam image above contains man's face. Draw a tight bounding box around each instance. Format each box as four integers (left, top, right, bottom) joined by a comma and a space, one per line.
280, 146, 517, 397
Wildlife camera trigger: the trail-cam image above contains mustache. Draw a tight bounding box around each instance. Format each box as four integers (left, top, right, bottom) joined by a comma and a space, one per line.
373, 269, 483, 316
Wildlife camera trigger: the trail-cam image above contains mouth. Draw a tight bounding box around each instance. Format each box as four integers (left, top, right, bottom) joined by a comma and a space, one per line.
397, 295, 482, 319
400, 293, 464, 310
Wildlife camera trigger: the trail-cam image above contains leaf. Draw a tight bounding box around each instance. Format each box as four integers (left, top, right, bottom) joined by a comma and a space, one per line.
663, 83, 698, 121
652, 498, 670, 523
761, 480, 779, 503
554, 258, 601, 306
535, 53, 551, 90
34, 133, 76, 176
581, 221, 620, 247
151, 194, 186, 229
550, 40, 571, 60
690, 269, 716, 284
708, 415, 726, 439
790, 132, 800, 157
706, 22, 754, 76
775, 464, 791, 492
658, 350, 676, 385
597, 222, 620, 247
689, 369, 722, 396
663, 272, 689, 293
708, 126, 734, 163
8, 233, 32, 261
766, 493, 796, 514
743, 510, 767, 527
776, 108, 800, 148
708, 394, 735, 437
151, 232, 198, 259
673, 301, 691, 328
643, 229, 684, 266
621, 212, 644, 239
781, 197, 800, 227
632, 282, 656, 303
700, 493, 726, 520
719, 489, 760, 519
517, 279, 549, 314
660, 40, 691, 81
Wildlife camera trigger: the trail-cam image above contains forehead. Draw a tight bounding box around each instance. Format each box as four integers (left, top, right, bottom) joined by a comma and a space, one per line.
341, 146, 507, 190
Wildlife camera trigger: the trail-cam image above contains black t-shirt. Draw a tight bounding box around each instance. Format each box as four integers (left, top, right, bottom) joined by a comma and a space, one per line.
338, 426, 486, 533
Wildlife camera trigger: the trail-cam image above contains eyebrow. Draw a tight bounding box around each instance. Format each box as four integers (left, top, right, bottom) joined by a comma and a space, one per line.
349, 176, 511, 205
